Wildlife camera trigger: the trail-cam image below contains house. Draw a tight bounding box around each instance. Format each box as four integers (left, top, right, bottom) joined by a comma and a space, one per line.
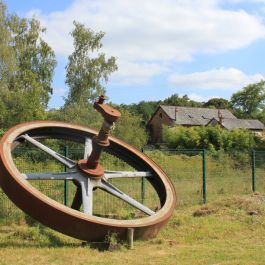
147, 105, 264, 143
207, 118, 264, 133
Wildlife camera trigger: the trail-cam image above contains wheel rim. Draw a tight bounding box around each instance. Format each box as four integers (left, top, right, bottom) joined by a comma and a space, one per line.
0, 121, 176, 241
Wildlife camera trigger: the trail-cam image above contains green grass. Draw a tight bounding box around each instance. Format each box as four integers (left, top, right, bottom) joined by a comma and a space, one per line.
1, 148, 265, 263
1, 194, 265, 264
1, 149, 264, 221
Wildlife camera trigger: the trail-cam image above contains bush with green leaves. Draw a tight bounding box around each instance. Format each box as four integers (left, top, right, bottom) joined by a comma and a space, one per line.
164, 125, 257, 152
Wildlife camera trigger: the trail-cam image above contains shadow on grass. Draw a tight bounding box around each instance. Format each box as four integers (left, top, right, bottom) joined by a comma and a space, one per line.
0, 223, 120, 250
0, 227, 125, 251
0, 214, 127, 251
0, 223, 82, 249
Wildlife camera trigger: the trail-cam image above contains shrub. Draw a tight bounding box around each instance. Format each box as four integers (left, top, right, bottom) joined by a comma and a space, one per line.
164, 125, 257, 152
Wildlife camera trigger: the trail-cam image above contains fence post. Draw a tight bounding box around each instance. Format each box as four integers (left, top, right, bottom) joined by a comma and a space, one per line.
141, 147, 145, 203
252, 150, 256, 193
202, 149, 207, 204
64, 145, 69, 206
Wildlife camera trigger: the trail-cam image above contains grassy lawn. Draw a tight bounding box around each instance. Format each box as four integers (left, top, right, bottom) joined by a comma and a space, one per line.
1, 148, 265, 264
1, 194, 265, 265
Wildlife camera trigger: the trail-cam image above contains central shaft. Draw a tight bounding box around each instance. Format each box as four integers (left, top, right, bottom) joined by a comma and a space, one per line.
78, 95, 121, 179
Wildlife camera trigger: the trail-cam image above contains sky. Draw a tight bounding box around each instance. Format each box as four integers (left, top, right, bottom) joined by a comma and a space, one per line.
3, 0, 265, 108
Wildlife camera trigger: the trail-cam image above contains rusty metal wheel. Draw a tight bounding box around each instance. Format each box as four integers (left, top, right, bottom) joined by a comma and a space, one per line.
0, 121, 176, 242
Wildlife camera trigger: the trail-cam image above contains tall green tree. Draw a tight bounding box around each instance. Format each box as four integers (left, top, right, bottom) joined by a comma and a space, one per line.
0, 1, 56, 128
163, 94, 202, 107
203, 98, 230, 109
0, 2, 15, 90
65, 21, 117, 105
230, 80, 265, 118
120, 100, 159, 124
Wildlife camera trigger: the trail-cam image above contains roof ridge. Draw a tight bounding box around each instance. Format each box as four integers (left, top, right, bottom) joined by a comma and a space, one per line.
160, 105, 227, 111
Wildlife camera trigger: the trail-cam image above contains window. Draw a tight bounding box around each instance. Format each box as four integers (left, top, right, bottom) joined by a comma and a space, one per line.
159, 113, 163, 118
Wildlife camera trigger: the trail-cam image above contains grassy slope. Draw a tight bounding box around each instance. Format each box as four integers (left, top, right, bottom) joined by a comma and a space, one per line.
1, 194, 265, 265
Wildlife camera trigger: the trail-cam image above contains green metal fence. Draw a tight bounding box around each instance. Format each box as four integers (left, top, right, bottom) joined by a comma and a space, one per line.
143, 148, 206, 206
253, 150, 265, 194
0, 146, 264, 223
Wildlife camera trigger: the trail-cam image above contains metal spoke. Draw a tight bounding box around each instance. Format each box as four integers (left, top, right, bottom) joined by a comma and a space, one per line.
21, 134, 76, 168
84, 137, 93, 159
23, 171, 79, 180
80, 178, 94, 215
99, 179, 155, 216
68, 137, 93, 212
104, 171, 152, 179
71, 185, 82, 211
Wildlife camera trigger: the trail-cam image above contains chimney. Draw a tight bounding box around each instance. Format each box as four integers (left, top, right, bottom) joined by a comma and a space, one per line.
175, 107, 178, 121
218, 109, 224, 124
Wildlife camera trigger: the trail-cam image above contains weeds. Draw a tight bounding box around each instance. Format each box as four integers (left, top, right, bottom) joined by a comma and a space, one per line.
104, 232, 123, 251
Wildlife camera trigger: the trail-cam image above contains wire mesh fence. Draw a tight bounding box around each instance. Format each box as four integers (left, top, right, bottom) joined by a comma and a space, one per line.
206, 152, 252, 202
254, 151, 265, 194
0, 145, 264, 224
0, 145, 160, 223
143, 148, 205, 206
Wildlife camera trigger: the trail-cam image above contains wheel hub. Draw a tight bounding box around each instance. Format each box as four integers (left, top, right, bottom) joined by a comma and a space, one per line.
77, 159, 104, 179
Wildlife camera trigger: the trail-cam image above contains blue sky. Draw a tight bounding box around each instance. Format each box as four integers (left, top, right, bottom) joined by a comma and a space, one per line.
4, 0, 265, 108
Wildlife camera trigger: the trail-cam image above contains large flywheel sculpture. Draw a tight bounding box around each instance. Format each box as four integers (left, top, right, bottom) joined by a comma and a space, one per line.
0, 96, 176, 242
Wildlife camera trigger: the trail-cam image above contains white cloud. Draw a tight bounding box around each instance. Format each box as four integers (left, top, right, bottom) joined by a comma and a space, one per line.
26, 0, 265, 84
53, 87, 67, 95
35, 1, 265, 59
111, 61, 169, 85
169, 67, 264, 90
188, 93, 218, 102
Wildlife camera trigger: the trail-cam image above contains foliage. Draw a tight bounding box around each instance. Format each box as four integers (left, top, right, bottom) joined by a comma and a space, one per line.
0, 128, 4, 137
203, 97, 230, 109
48, 103, 102, 130
163, 93, 202, 107
231, 80, 265, 118
0, 1, 56, 128
112, 107, 148, 149
47, 104, 148, 149
120, 100, 158, 124
122, 94, 203, 125
65, 21, 118, 106
164, 125, 256, 152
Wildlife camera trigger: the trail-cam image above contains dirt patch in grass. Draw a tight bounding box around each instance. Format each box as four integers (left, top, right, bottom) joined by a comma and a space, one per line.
193, 205, 218, 217
218, 195, 265, 216
192, 194, 265, 218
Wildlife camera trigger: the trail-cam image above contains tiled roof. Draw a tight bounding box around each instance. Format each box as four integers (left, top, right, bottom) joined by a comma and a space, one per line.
160, 105, 236, 126
221, 118, 264, 130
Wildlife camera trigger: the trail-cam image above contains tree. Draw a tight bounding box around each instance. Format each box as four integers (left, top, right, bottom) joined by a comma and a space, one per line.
0, 1, 56, 128
0, 2, 16, 90
47, 105, 148, 149
163, 94, 202, 107
121, 94, 204, 126
65, 21, 118, 106
230, 81, 265, 118
203, 98, 230, 109
48, 103, 101, 130
112, 108, 148, 149
121, 100, 159, 124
